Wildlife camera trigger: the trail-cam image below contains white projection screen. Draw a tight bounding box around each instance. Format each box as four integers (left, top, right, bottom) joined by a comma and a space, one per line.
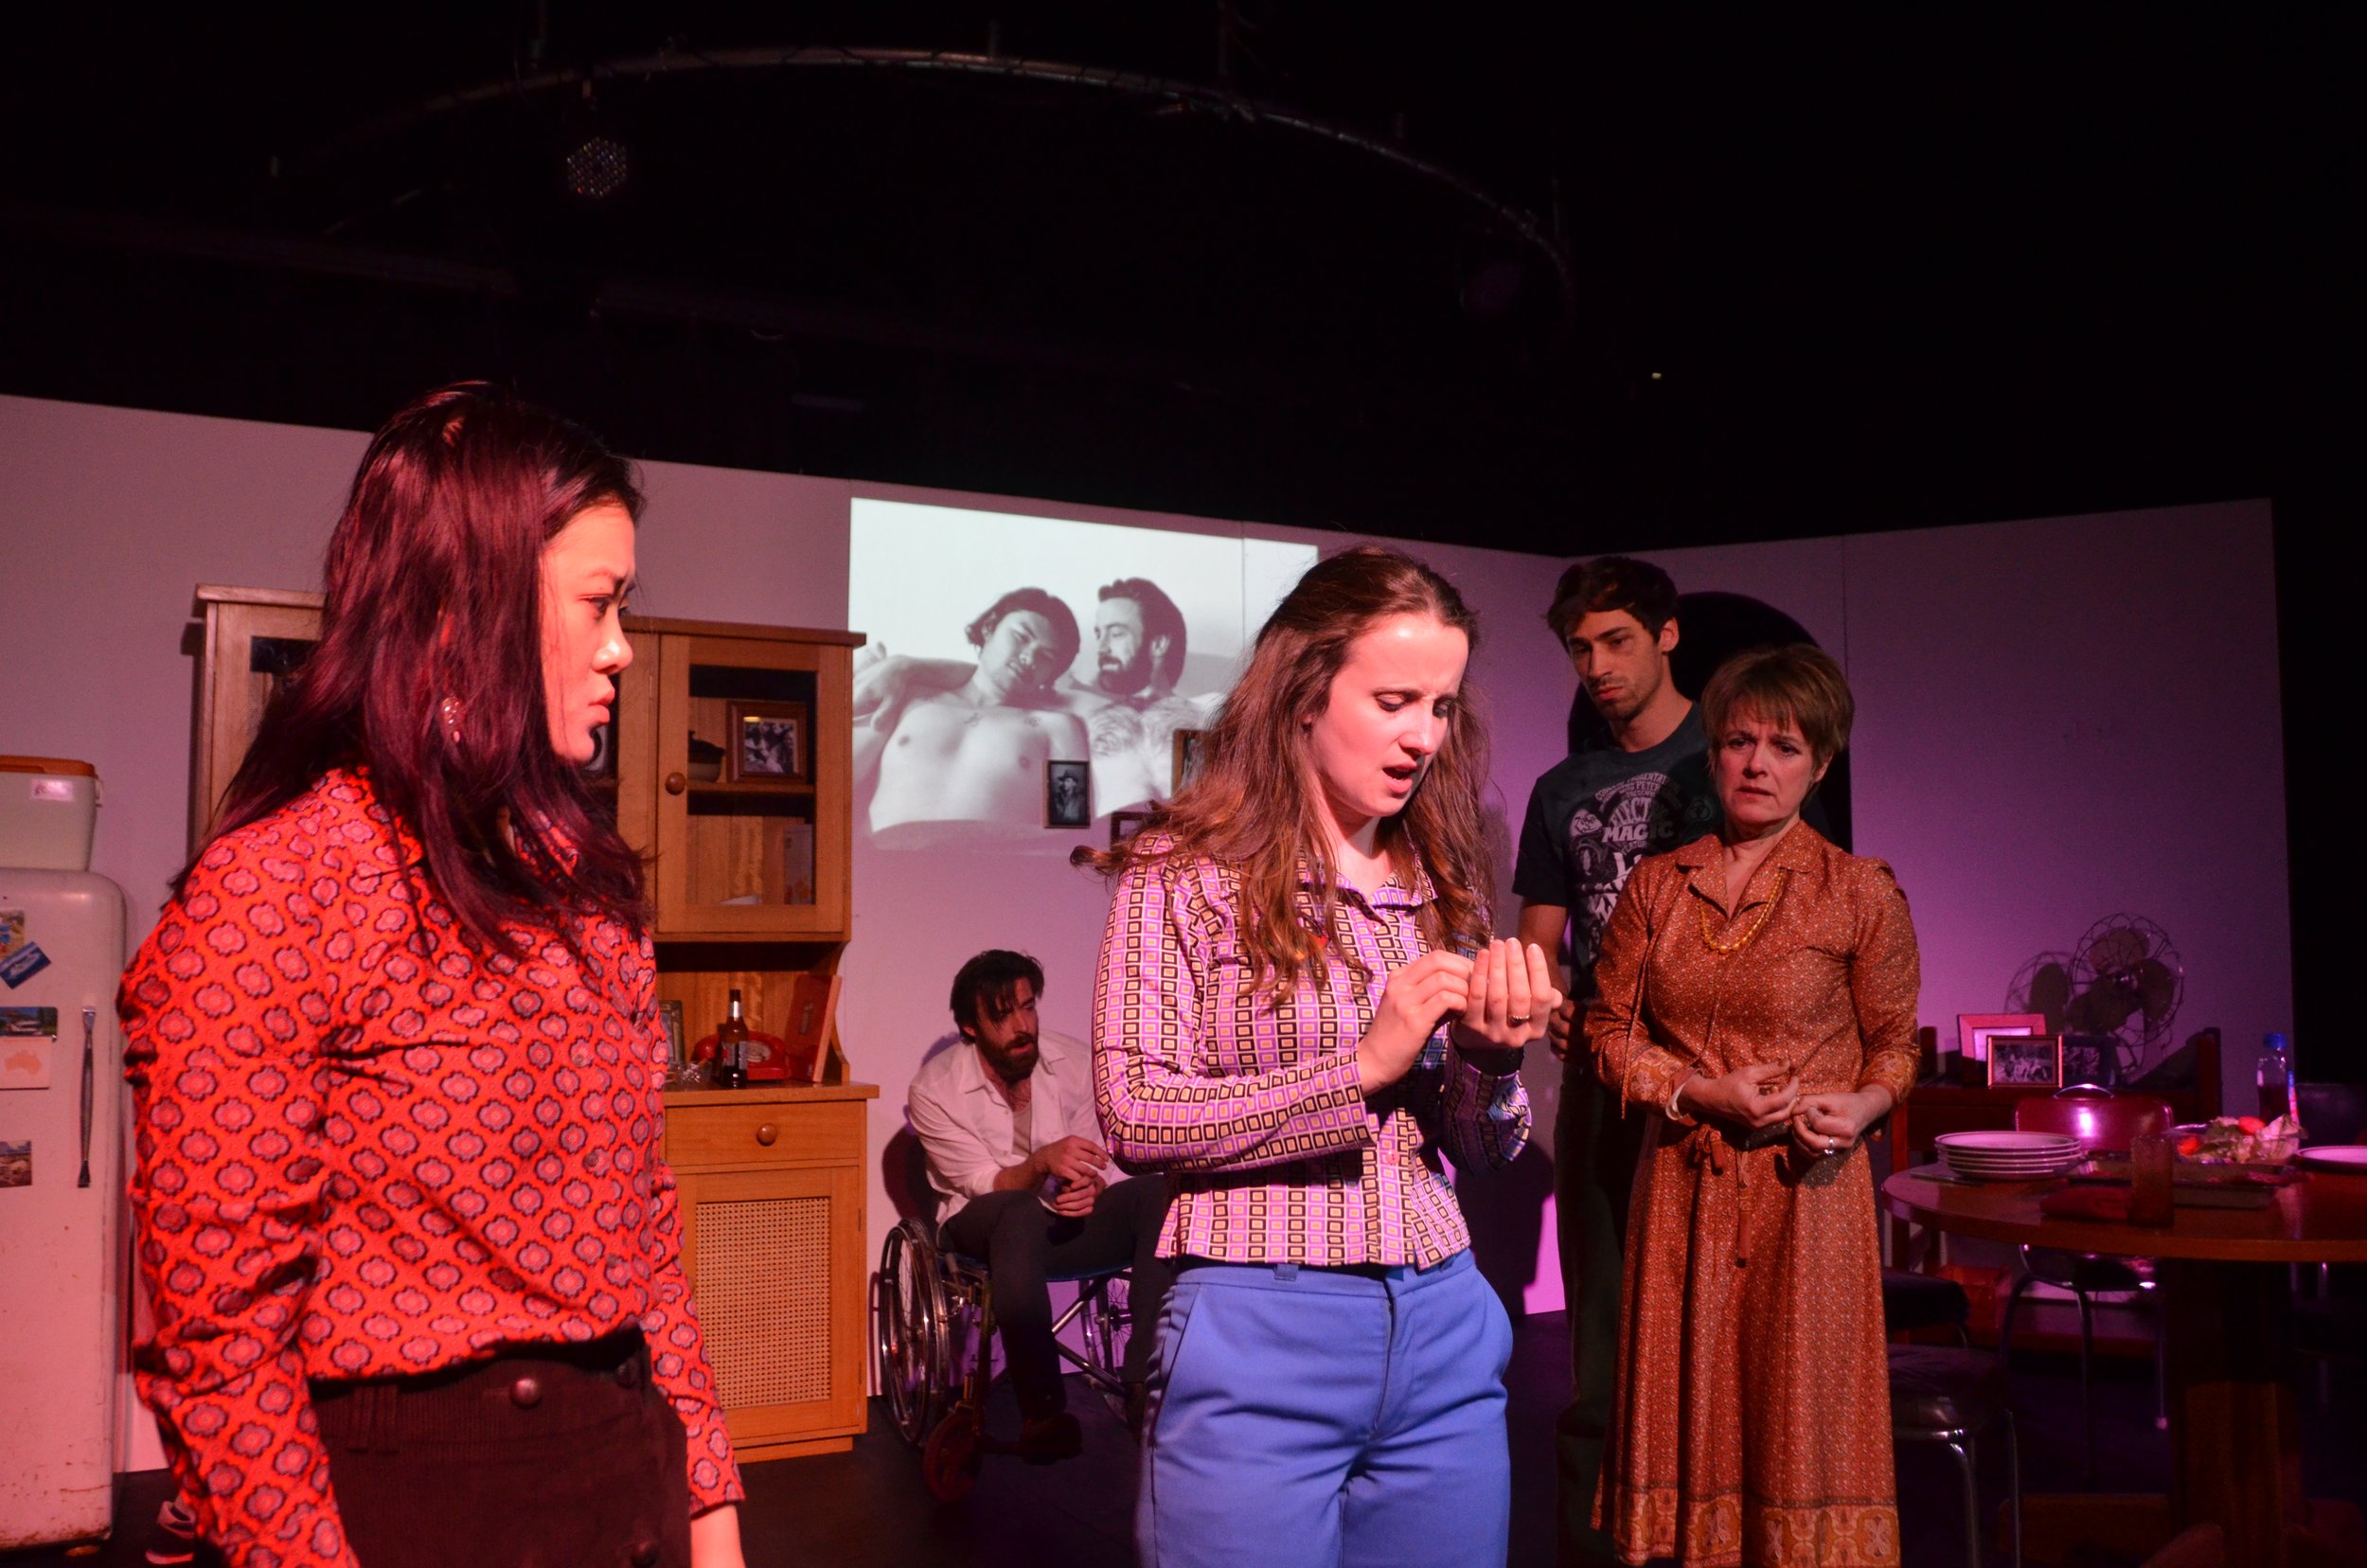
849, 498, 1317, 849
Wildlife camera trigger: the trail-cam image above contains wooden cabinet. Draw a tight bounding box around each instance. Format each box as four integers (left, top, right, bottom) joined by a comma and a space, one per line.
665, 1083, 878, 1459
188, 586, 325, 854
187, 587, 875, 1456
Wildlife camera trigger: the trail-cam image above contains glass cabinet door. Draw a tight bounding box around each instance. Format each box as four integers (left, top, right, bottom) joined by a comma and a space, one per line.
651, 634, 851, 938
195, 595, 321, 850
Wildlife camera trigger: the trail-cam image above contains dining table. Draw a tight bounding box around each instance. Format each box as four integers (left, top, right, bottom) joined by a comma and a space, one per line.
1881, 1163, 2367, 1568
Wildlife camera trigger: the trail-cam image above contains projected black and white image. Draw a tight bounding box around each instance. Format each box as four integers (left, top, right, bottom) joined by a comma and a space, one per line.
849, 499, 1316, 847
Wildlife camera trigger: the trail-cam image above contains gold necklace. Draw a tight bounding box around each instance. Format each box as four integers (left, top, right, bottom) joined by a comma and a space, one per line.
1699, 867, 1788, 954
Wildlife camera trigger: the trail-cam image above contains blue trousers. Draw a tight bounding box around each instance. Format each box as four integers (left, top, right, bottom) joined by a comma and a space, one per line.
1139, 1249, 1515, 1568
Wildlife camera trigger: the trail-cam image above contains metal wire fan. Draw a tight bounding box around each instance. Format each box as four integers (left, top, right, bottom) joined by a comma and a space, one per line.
2062, 915, 2184, 1078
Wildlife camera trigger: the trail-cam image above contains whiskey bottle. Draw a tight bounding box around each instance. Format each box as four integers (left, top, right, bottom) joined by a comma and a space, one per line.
714, 989, 751, 1090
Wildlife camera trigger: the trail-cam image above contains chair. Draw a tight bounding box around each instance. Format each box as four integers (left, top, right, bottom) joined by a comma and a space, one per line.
2296, 1080, 2367, 1145
1891, 1345, 2024, 1568
1997, 1088, 2172, 1485
1883, 1268, 1972, 1345
1883, 1264, 2021, 1567
872, 1130, 1133, 1501
2290, 1082, 2367, 1407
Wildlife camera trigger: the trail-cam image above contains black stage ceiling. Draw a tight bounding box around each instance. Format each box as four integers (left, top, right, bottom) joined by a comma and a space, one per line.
0, 6, 2349, 559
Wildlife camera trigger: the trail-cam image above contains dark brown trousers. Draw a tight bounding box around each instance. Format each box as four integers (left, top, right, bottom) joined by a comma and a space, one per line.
313, 1331, 692, 1568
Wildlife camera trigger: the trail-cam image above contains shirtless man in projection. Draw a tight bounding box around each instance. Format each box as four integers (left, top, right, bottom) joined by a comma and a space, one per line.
855, 587, 1093, 844
858, 577, 1202, 818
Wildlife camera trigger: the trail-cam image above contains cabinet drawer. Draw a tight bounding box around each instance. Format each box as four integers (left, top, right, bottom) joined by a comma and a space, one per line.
666, 1099, 863, 1171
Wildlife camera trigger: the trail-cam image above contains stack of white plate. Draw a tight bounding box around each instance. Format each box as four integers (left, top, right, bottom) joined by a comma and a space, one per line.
1934, 1130, 2084, 1182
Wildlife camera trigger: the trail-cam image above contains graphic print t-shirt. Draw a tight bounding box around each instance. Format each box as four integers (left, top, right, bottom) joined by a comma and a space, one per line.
1512, 706, 1719, 999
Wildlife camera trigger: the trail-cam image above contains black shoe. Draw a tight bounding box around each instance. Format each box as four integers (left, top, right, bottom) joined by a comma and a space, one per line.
1018, 1410, 1083, 1464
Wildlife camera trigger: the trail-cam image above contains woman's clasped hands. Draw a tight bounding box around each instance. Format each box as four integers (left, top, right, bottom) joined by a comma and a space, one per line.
1354, 939, 1560, 1096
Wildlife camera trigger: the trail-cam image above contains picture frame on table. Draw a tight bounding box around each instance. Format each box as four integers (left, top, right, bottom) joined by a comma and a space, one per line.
1955, 1011, 2045, 1086
1988, 1032, 2064, 1088
1045, 758, 1092, 829
2060, 1035, 2117, 1087
1109, 809, 1154, 846
725, 699, 810, 784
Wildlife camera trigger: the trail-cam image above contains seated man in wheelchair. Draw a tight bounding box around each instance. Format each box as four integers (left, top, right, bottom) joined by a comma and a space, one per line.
908, 949, 1174, 1461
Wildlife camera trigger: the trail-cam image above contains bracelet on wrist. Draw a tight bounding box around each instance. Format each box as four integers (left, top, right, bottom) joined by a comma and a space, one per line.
1664, 1074, 1695, 1121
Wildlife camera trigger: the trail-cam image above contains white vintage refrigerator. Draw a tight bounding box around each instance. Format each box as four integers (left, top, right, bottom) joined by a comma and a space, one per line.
0, 867, 129, 1549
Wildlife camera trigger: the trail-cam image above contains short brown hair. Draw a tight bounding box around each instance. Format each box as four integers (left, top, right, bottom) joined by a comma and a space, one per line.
1697, 644, 1854, 768
1544, 556, 1679, 643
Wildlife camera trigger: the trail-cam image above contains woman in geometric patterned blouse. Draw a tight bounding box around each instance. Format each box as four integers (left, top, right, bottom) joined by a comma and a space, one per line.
1586, 644, 1922, 1568
118, 385, 744, 1568
1087, 545, 1560, 1568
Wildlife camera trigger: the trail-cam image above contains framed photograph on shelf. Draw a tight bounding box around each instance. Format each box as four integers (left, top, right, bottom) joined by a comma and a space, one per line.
1172, 728, 1207, 793
1109, 809, 1154, 846
779, 972, 843, 1084
725, 700, 810, 784
2060, 1034, 2117, 1087
1957, 1012, 2043, 1066
1045, 759, 1092, 829
657, 1000, 699, 1087
1989, 1032, 2064, 1088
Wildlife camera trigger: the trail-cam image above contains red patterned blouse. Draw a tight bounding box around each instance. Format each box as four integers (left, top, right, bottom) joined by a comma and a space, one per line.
119, 772, 740, 1568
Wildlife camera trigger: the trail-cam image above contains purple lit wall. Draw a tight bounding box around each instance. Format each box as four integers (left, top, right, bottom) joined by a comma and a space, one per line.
0, 395, 2288, 1350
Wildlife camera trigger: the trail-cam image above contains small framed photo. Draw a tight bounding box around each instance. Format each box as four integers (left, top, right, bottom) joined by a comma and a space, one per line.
1988, 1032, 2064, 1088
1045, 758, 1092, 829
2060, 1034, 2117, 1088
1956, 1012, 2044, 1066
658, 1000, 687, 1071
1110, 809, 1154, 846
726, 700, 809, 784
1172, 728, 1207, 793
779, 972, 842, 1085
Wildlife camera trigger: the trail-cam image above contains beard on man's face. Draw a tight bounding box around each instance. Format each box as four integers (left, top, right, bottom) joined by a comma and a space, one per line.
1096, 645, 1153, 695
979, 1030, 1040, 1081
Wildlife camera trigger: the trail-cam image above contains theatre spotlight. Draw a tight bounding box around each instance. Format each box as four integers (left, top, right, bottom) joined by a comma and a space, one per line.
563, 134, 630, 200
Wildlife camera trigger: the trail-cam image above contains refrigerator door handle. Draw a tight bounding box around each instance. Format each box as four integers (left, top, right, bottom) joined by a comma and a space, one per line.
78, 1004, 95, 1188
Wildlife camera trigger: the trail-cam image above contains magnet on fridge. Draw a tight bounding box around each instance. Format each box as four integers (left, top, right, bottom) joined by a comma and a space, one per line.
0, 941, 49, 989
0, 1139, 27, 1189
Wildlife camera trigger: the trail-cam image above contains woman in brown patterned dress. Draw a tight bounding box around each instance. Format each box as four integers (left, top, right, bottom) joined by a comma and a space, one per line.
1585, 644, 1920, 1568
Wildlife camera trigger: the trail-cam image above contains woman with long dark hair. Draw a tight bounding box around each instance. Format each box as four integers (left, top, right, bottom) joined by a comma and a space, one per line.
119, 385, 744, 1568
1086, 544, 1557, 1568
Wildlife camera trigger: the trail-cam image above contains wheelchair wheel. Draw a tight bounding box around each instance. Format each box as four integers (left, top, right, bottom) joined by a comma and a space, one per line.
1077, 1274, 1132, 1387
876, 1225, 946, 1446
921, 1402, 986, 1503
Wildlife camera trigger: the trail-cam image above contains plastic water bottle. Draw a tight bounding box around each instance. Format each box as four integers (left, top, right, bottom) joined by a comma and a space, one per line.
2256, 1032, 2293, 1122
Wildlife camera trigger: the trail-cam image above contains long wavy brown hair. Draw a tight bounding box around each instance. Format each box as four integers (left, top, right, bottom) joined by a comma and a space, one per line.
1081, 544, 1493, 990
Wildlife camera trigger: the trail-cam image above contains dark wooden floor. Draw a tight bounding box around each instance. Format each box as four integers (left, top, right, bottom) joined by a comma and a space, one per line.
11, 1310, 2361, 1567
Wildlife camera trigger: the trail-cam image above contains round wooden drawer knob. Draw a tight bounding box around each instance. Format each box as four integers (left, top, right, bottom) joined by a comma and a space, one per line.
665, 772, 687, 795
756, 1124, 778, 1147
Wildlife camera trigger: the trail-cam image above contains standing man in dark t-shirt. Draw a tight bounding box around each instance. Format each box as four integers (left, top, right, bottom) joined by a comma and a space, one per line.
1514, 557, 1717, 1567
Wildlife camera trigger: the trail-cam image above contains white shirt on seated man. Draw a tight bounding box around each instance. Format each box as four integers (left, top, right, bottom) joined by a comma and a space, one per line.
902, 951, 1173, 1457
909, 1025, 1102, 1230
